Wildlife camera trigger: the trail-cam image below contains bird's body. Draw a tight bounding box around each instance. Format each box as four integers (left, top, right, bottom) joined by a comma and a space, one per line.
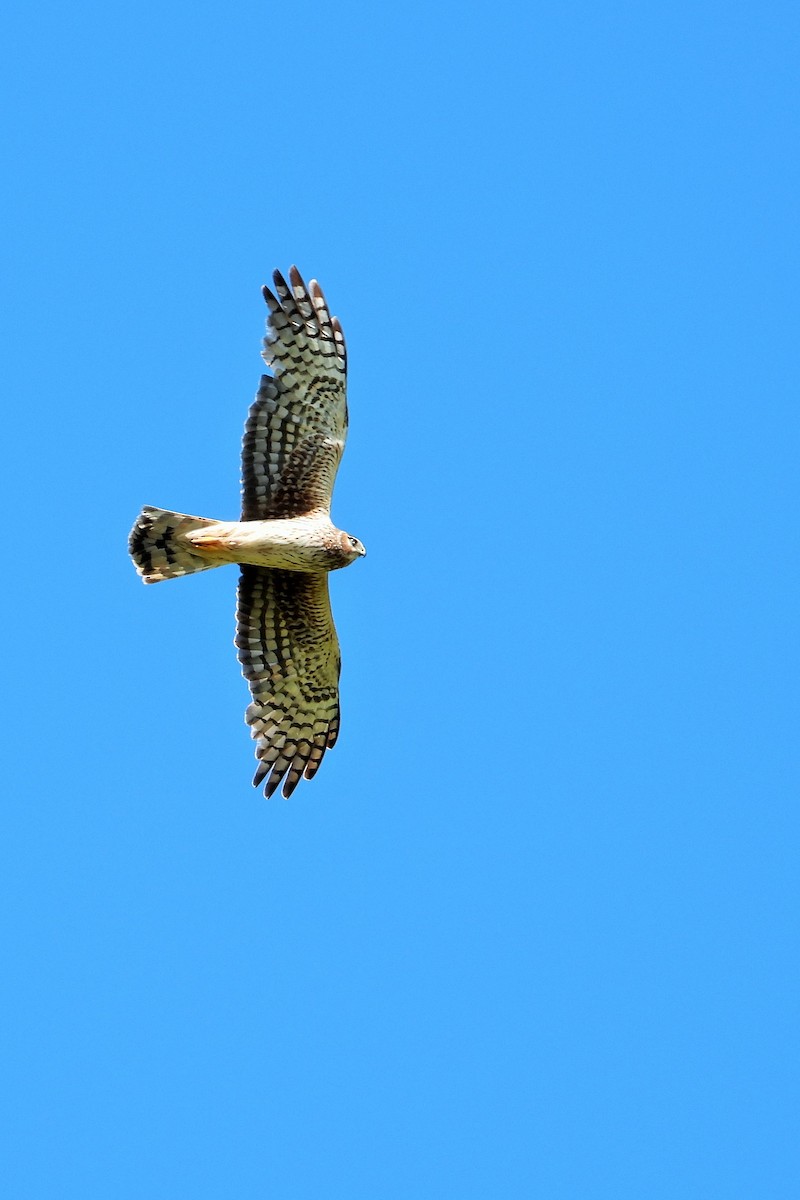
128, 267, 364, 799
192, 514, 364, 572
133, 509, 363, 577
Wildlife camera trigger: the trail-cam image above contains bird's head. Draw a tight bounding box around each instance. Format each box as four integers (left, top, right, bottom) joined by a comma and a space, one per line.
339, 530, 367, 564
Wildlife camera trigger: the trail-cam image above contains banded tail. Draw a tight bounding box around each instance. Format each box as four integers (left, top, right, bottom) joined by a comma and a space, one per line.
129, 506, 225, 584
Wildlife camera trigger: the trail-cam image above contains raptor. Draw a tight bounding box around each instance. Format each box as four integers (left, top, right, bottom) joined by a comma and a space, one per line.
129, 267, 364, 798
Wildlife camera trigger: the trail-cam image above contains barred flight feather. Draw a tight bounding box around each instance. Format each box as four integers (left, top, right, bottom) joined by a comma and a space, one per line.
241, 266, 347, 521
236, 566, 342, 799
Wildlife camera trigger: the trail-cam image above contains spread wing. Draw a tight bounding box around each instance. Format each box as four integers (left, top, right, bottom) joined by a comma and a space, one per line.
241, 266, 348, 521
235, 565, 341, 799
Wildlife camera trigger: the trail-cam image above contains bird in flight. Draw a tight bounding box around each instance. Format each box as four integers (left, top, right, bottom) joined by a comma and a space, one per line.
129, 267, 365, 798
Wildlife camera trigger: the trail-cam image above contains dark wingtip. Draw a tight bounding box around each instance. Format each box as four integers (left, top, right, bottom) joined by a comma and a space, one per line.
282, 774, 300, 799
288, 265, 310, 300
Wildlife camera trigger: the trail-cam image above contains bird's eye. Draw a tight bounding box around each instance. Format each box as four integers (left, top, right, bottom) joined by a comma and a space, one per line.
348, 536, 358, 547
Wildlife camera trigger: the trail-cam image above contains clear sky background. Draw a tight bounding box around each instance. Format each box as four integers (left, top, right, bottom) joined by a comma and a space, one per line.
1, 1, 798, 1196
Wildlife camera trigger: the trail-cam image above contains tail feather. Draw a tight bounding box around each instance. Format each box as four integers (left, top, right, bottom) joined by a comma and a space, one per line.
129, 506, 223, 583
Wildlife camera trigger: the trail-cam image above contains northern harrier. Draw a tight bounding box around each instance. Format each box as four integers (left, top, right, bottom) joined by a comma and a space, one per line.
129, 267, 365, 798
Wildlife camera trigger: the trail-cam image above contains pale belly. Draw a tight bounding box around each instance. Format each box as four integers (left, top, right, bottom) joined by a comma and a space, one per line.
187, 518, 338, 571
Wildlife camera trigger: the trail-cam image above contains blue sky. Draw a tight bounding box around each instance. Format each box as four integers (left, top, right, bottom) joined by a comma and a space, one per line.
1, 1, 798, 1195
